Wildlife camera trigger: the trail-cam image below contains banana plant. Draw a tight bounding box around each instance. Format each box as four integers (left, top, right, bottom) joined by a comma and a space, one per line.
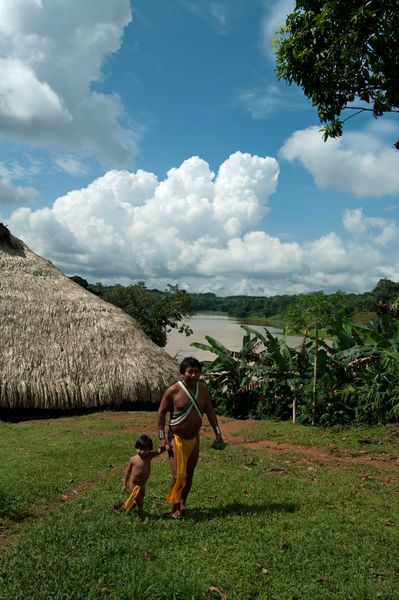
193, 325, 311, 420
334, 314, 399, 423
191, 333, 258, 417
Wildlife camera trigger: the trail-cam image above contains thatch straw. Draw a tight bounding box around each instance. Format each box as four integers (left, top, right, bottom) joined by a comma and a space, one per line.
0, 225, 179, 412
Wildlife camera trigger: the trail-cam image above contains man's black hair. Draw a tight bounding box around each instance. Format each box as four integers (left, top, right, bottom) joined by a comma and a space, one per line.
179, 356, 202, 374
135, 434, 153, 450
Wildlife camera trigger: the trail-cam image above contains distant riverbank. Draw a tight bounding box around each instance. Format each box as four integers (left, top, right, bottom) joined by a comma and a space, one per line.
165, 314, 303, 361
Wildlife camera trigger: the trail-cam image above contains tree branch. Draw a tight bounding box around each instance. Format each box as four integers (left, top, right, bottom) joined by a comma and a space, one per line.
343, 106, 399, 114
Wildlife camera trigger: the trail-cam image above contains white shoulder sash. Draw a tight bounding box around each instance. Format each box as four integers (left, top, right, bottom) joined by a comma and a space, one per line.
177, 381, 203, 419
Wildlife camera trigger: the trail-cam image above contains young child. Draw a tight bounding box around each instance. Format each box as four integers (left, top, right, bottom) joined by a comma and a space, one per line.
120, 434, 166, 520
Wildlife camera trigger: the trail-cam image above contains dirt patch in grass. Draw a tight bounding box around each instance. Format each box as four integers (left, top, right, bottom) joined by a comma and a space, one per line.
204, 417, 398, 470
231, 438, 395, 469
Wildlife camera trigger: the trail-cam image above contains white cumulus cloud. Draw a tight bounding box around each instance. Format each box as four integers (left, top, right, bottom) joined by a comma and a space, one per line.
0, 0, 133, 166
280, 123, 399, 197
9, 151, 280, 283
7, 151, 399, 296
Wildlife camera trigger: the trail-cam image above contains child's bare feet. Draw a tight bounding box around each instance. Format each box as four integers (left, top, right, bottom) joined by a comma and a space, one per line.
170, 508, 182, 519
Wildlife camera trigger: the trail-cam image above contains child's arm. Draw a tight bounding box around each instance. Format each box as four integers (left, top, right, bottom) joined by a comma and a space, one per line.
121, 457, 133, 492
149, 446, 168, 460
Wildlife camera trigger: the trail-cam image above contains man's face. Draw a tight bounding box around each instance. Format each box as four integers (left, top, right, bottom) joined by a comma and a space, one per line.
182, 366, 201, 387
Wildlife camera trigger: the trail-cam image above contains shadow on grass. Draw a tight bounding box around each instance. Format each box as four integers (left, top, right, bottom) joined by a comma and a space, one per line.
0, 509, 32, 525
0, 491, 31, 523
159, 501, 300, 521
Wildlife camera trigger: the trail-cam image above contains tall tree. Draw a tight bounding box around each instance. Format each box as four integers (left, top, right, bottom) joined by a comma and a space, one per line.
99, 282, 193, 347
274, 1, 399, 143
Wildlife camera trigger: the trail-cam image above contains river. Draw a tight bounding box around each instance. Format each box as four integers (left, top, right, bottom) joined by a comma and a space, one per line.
165, 314, 303, 361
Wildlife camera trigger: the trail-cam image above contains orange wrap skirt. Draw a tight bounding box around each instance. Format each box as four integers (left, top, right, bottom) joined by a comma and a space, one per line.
122, 484, 142, 511
166, 434, 197, 504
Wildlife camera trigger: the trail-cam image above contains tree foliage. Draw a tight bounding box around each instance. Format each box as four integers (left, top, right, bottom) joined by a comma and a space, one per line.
69, 275, 89, 289
87, 281, 194, 347
274, 1, 399, 141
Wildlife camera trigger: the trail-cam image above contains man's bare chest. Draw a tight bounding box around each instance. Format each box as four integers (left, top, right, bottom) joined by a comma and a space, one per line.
172, 387, 205, 412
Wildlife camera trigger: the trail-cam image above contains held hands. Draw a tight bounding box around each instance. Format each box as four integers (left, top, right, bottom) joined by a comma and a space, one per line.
159, 438, 171, 452
158, 429, 170, 452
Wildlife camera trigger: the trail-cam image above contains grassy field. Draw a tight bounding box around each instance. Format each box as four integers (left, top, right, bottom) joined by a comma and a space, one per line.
1, 412, 399, 599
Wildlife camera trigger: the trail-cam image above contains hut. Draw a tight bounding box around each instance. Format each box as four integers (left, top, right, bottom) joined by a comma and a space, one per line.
0, 224, 179, 417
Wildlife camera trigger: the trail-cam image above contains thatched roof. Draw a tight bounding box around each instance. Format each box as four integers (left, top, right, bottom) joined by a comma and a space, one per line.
0, 224, 179, 413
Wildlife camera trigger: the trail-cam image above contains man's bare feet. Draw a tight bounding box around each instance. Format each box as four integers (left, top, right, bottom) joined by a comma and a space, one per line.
170, 508, 182, 519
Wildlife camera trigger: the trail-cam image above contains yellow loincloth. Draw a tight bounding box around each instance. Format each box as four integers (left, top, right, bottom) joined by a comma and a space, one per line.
122, 484, 141, 511
166, 434, 197, 504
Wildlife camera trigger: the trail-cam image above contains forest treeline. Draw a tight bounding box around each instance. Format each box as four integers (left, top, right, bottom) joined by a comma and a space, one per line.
71, 275, 399, 331
188, 278, 399, 321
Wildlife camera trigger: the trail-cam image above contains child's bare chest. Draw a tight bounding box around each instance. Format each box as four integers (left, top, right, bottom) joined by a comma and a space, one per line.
131, 457, 151, 482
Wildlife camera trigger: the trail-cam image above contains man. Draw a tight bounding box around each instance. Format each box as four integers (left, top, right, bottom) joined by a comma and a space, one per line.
157, 356, 224, 519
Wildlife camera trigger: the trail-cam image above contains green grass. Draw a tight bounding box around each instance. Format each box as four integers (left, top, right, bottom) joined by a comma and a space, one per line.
1, 413, 399, 599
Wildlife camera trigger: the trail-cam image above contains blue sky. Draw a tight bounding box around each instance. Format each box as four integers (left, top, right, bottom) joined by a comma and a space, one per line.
1, 0, 399, 296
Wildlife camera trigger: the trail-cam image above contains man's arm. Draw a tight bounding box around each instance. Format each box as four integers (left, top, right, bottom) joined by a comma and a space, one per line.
157, 385, 175, 449
203, 385, 223, 442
